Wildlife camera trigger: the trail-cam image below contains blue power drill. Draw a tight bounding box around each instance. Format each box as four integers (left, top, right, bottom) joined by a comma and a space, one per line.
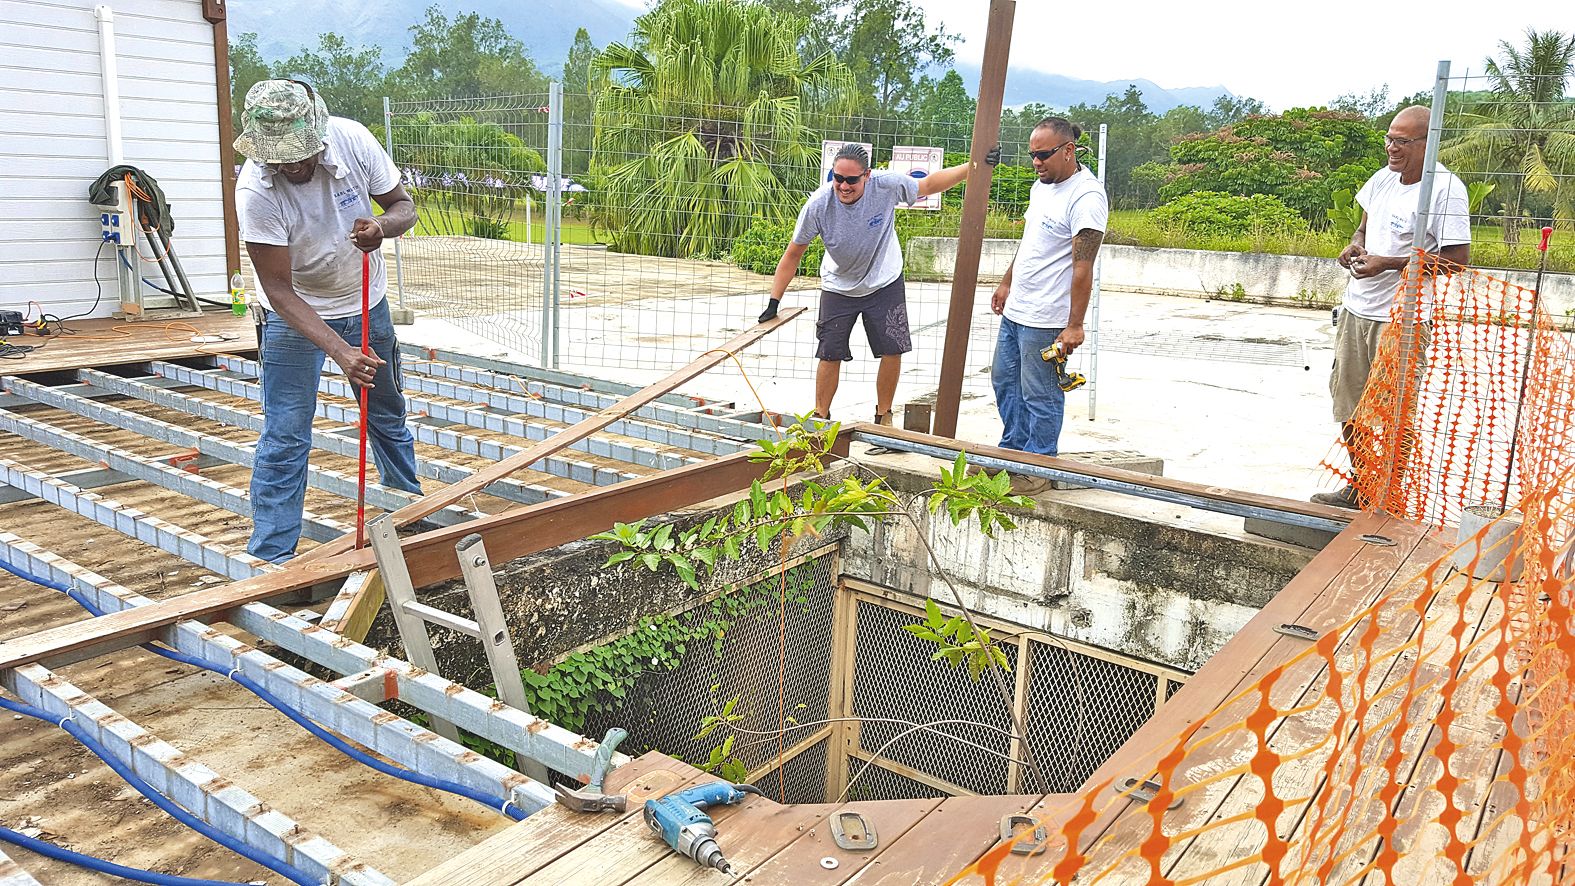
643, 782, 763, 874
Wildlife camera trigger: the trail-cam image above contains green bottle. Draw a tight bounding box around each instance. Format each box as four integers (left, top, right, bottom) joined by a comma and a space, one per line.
229, 272, 248, 317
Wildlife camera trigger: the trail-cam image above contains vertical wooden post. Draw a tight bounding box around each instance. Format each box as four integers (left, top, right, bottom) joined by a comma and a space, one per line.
1006, 634, 1034, 793
931, 0, 1017, 439
823, 581, 859, 801
204, 1, 240, 278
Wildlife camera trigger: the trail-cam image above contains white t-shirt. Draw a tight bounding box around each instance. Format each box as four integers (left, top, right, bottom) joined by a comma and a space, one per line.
1343, 165, 1471, 321
1004, 166, 1109, 328
236, 117, 400, 318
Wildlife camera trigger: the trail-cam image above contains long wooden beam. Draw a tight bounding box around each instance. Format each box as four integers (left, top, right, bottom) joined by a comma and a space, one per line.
293, 306, 804, 566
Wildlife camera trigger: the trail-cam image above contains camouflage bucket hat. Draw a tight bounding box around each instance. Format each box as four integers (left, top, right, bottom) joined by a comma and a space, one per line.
234, 79, 329, 165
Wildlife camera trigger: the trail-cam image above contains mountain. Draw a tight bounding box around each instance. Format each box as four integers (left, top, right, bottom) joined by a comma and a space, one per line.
229, 0, 1236, 112
229, 0, 641, 71
955, 61, 1235, 113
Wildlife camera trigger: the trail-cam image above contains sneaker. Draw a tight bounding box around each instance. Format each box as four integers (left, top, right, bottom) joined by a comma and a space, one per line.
1009, 474, 1052, 496
1310, 485, 1363, 510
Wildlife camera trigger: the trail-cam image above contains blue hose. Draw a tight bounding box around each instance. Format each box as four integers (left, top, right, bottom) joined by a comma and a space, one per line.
0, 825, 245, 886
0, 555, 528, 819
0, 695, 317, 885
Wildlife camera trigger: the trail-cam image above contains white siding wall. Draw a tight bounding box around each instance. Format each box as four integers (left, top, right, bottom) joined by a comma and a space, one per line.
0, 0, 226, 318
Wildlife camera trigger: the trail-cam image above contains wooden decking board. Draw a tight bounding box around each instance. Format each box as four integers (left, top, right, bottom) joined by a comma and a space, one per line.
998, 510, 1404, 874
405, 753, 703, 886
845, 794, 1041, 886
517, 793, 769, 886
0, 311, 256, 375
741, 797, 943, 884
619, 800, 838, 886
1151, 519, 1451, 884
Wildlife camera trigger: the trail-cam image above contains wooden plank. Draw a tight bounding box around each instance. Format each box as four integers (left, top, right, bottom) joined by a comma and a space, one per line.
1147, 520, 1451, 884
846, 794, 1040, 886
742, 798, 943, 884
0, 444, 794, 672
0, 312, 254, 374
621, 801, 838, 886
404, 752, 701, 886
995, 512, 1415, 881
847, 423, 1354, 526
319, 569, 384, 642
293, 307, 805, 567
520, 792, 771, 886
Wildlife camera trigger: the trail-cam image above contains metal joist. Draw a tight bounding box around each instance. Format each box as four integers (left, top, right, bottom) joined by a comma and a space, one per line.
4, 375, 478, 527
219, 355, 748, 456
1, 662, 390, 885
156, 360, 692, 473
78, 368, 564, 508
396, 343, 702, 409
402, 350, 774, 442
0, 532, 559, 817
0, 456, 267, 581
0, 406, 351, 544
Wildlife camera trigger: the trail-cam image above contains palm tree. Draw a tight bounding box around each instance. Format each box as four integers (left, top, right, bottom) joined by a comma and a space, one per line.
1440, 29, 1575, 247
587, 0, 856, 257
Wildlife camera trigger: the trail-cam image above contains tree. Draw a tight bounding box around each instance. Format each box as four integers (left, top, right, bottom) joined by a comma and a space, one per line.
402, 116, 546, 239
1204, 93, 1268, 129
391, 6, 547, 101
562, 28, 599, 177
910, 69, 976, 143
275, 33, 387, 127
1144, 108, 1385, 223
1064, 86, 1167, 206
588, 0, 857, 258
1329, 85, 1392, 120
1440, 28, 1575, 246
228, 32, 272, 144
833, 0, 959, 117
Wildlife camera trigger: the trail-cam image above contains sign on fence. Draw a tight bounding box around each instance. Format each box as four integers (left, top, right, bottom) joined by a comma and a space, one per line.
820, 140, 874, 186
890, 145, 944, 211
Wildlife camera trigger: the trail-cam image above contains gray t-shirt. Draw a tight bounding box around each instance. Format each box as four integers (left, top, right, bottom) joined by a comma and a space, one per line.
791, 171, 920, 297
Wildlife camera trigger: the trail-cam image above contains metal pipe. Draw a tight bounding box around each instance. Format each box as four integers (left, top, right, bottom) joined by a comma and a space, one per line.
849, 430, 1349, 533
94, 6, 123, 165
1089, 122, 1107, 422
383, 96, 407, 310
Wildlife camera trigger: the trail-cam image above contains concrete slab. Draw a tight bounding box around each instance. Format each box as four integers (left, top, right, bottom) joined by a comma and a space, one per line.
1048, 450, 1165, 490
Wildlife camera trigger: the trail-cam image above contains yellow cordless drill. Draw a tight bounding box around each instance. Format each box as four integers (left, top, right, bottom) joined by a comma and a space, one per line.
1039, 342, 1087, 392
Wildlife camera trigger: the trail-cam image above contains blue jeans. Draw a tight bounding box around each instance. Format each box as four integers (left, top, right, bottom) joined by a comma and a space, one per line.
991, 317, 1066, 456
250, 298, 421, 562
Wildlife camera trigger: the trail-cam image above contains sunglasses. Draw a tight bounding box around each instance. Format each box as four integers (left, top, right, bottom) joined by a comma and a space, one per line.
1028, 141, 1082, 162
1384, 134, 1422, 147
831, 171, 866, 185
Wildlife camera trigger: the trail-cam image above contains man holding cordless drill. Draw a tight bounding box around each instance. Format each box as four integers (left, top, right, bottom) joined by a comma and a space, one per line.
989, 117, 1107, 494
758, 142, 998, 427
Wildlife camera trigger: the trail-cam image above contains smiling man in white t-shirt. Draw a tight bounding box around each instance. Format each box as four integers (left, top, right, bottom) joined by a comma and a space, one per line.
989, 117, 1108, 494
1313, 105, 1470, 509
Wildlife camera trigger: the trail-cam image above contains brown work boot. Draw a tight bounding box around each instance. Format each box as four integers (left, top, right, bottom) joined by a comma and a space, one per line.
865, 410, 898, 455
1310, 485, 1364, 510
1009, 474, 1052, 496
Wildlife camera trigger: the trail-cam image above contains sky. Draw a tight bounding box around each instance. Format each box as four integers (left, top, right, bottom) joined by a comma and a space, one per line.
606, 0, 1560, 111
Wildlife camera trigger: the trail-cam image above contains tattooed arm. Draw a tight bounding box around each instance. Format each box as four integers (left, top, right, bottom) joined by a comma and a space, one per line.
1057, 227, 1105, 353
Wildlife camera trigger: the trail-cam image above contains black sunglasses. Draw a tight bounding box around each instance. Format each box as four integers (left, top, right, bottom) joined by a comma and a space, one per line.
831, 171, 867, 185
1028, 141, 1080, 162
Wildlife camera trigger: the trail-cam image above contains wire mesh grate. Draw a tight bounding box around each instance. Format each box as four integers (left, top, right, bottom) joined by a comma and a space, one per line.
577, 551, 838, 780
843, 755, 950, 802
849, 600, 1017, 796
750, 737, 830, 806
1022, 639, 1158, 793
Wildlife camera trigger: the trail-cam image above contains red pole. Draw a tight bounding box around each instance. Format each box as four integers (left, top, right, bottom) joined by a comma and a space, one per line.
356, 251, 370, 549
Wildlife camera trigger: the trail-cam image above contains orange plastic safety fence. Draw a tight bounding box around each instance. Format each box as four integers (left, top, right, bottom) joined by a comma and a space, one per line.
944, 258, 1575, 886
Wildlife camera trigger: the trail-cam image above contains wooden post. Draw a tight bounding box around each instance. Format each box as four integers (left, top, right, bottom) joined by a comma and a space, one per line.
1006, 634, 1034, 793
205, 2, 240, 278
823, 580, 859, 801
931, 0, 1016, 439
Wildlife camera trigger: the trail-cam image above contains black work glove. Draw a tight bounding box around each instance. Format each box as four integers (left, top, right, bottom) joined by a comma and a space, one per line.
758, 299, 780, 323
984, 145, 1002, 167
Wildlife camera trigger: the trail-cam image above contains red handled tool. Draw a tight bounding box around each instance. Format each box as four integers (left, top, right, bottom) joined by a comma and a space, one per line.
356, 250, 370, 549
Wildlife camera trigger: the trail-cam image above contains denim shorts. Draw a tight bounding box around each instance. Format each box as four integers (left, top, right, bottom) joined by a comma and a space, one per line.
815, 276, 913, 362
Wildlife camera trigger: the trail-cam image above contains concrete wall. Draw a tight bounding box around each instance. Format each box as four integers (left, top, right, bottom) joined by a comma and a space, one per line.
906, 238, 1575, 318
839, 466, 1312, 672
365, 461, 1310, 687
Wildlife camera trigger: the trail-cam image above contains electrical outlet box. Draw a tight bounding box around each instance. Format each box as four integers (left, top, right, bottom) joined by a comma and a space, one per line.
0, 310, 24, 337
94, 181, 132, 245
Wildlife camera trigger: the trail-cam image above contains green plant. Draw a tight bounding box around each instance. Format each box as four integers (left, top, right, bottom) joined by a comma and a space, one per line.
1295, 288, 1340, 310
1213, 282, 1249, 302
1149, 191, 1306, 239
464, 214, 510, 240
730, 221, 824, 276
1326, 188, 1363, 241
902, 598, 1010, 681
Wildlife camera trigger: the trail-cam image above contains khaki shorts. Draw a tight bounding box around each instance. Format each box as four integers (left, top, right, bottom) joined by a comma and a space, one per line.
1329, 311, 1430, 423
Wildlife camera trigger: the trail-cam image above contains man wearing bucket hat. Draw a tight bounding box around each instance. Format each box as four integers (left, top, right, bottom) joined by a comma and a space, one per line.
234, 78, 421, 562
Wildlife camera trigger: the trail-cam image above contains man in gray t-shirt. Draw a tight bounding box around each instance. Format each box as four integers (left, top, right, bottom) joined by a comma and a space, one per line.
759, 143, 997, 425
